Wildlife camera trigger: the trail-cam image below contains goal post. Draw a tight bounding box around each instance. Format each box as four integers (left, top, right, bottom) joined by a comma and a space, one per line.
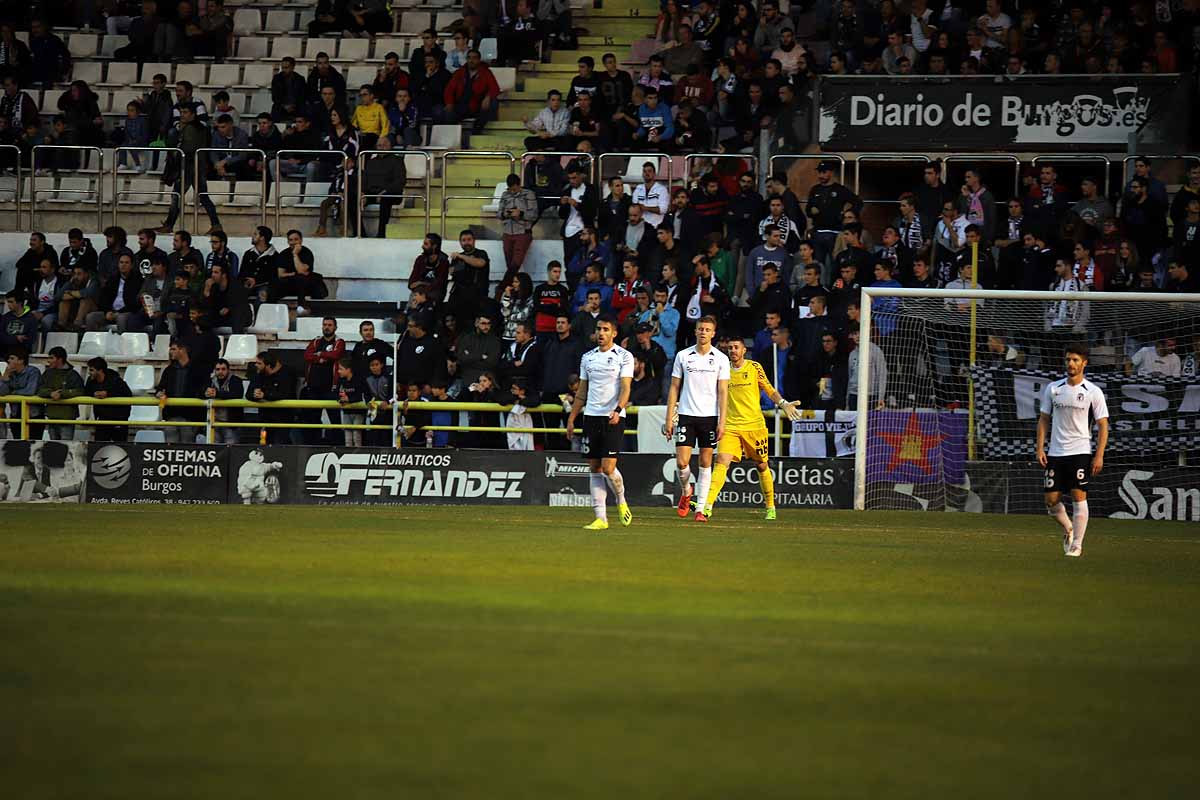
854, 287, 1200, 515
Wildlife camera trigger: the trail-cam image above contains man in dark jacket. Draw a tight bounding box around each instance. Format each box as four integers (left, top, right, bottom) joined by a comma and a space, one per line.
806, 161, 861, 264
351, 321, 394, 377
156, 345, 204, 444
455, 315, 502, 385
270, 56, 307, 122
361, 135, 408, 238
28, 19, 70, 87
83, 357, 132, 442
408, 234, 450, 303
160, 103, 221, 234
14, 231, 58, 299
201, 262, 249, 333
248, 351, 295, 444
395, 312, 445, 391
301, 316, 346, 444
85, 253, 143, 332
59, 229, 98, 277
539, 313, 584, 404
305, 52, 347, 108
35, 346, 82, 440
1, 292, 38, 357
204, 357, 245, 444
500, 321, 542, 397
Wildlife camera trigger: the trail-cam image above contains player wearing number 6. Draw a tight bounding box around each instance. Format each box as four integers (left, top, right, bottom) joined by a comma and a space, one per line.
1036, 343, 1109, 558
701, 336, 803, 520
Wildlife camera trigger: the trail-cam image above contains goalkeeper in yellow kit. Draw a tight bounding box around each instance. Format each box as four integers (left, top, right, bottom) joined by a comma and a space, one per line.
703, 336, 802, 519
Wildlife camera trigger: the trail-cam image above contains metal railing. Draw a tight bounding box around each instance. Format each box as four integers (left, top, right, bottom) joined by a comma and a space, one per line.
0, 144, 22, 230
111, 146, 184, 226
194, 147, 268, 231
852, 153, 932, 211
30, 145, 105, 231
941, 154, 1021, 201
355, 149, 432, 238
273, 149, 351, 237
1120, 154, 1200, 191
439, 150, 516, 237
683, 153, 758, 189
519, 151, 594, 204
597, 152, 674, 187
1030, 154, 1112, 197
768, 153, 845, 185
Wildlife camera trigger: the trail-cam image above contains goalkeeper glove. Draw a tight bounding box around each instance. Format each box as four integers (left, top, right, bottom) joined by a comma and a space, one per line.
778, 399, 803, 422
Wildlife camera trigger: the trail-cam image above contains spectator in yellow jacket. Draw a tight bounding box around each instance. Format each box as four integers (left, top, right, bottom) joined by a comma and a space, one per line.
350, 85, 389, 149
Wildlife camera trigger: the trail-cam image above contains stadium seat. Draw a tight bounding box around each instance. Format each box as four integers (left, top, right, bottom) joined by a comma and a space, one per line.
67, 33, 98, 59
24, 176, 55, 203
175, 63, 207, 87
120, 178, 163, 205
134, 429, 166, 443
338, 39, 370, 62
108, 90, 144, 114
100, 61, 137, 87
233, 9, 263, 35
0, 175, 15, 203
232, 36, 269, 62
147, 334, 172, 361
237, 64, 274, 90
50, 177, 94, 203
271, 37, 303, 60
297, 182, 331, 208
249, 303, 289, 334
306, 38, 337, 59
373, 36, 408, 59
434, 11, 460, 31
482, 181, 505, 214
123, 364, 156, 393
78, 332, 119, 356
346, 66, 377, 89
247, 90, 272, 116
425, 124, 461, 150
204, 64, 241, 89
264, 10, 297, 33
40, 331, 79, 357
224, 334, 259, 363
226, 179, 263, 207
404, 153, 428, 179
119, 332, 151, 359
100, 34, 124, 59
137, 63, 173, 86
479, 38, 498, 64
399, 14, 429, 35
74, 61, 104, 85
492, 67, 516, 93
295, 317, 323, 339
204, 180, 232, 205
129, 405, 161, 424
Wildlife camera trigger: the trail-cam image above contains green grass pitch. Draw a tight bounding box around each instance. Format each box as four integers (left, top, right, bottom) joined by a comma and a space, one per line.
2, 506, 1197, 799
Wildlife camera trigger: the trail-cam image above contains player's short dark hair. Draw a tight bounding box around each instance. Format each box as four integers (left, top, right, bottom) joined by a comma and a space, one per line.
595, 316, 618, 331
697, 314, 718, 328
1065, 342, 1089, 360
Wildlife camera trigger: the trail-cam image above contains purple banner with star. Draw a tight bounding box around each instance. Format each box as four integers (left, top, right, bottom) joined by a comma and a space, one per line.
866, 410, 968, 485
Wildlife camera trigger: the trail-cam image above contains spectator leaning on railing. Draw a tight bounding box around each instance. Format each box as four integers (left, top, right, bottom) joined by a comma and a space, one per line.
83, 357, 132, 444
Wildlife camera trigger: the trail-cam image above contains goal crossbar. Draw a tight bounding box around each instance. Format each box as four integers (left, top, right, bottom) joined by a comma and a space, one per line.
853, 288, 1200, 510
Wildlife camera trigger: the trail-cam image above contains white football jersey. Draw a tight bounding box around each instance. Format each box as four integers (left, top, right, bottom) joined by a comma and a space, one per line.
1040, 377, 1109, 457
671, 345, 731, 417
580, 344, 635, 416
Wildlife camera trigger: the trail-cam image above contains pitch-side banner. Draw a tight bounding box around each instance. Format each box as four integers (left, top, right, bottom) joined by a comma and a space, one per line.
817, 75, 1188, 150
971, 367, 1200, 460
86, 442, 229, 504
0, 440, 86, 502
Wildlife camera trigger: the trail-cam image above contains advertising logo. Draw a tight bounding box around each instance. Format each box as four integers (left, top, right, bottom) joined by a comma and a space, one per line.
91, 445, 131, 489
544, 456, 592, 479
303, 451, 524, 501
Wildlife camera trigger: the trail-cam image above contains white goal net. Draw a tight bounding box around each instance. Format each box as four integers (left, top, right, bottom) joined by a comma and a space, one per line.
854, 287, 1200, 521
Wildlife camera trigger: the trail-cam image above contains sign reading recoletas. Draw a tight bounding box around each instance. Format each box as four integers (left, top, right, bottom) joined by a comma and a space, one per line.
817, 75, 1188, 150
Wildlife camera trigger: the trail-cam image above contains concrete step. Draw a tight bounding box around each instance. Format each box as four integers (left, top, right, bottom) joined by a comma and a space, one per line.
550, 47, 631, 64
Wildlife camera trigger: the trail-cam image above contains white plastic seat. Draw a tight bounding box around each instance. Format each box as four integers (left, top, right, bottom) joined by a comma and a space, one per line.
481, 181, 506, 214
492, 67, 516, 93
119, 332, 150, 358
294, 317, 323, 338
248, 303, 289, 333
226, 178, 262, 207
247, 90, 272, 116
68, 33, 99, 59
205, 180, 233, 205
129, 405, 161, 423
237, 64, 274, 89
297, 181, 331, 208
399, 13, 429, 35
41, 331, 79, 356
120, 177, 162, 205
78, 331, 119, 356
346, 65, 376, 89
434, 11, 460, 31
134, 429, 166, 443
479, 37, 498, 64
224, 91, 249, 115
264, 10, 297, 33
100, 61, 137, 87
338, 39, 370, 62
271, 37, 303, 60
204, 64, 241, 89
137, 63, 173, 86
305, 38, 337, 59
24, 176, 55, 203
233, 9, 263, 35
74, 61, 104, 85
276, 180, 306, 208
123, 364, 156, 393
108, 89, 143, 114
100, 34, 124, 58
175, 63, 207, 87
426, 124, 461, 150
232, 36, 269, 62
147, 334, 172, 361
224, 334, 259, 362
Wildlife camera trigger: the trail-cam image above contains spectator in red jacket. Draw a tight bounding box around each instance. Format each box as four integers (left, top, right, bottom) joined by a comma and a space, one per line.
300, 316, 346, 445
441, 49, 501, 133
610, 258, 646, 324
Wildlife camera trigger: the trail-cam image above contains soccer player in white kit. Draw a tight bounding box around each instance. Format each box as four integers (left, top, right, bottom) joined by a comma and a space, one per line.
1036, 343, 1109, 557
665, 315, 730, 522
566, 317, 635, 530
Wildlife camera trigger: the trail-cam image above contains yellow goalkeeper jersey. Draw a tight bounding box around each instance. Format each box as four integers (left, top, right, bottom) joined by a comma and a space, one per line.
726, 359, 776, 431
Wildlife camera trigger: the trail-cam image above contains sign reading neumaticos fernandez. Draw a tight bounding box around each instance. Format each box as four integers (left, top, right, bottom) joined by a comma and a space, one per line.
817, 75, 1188, 150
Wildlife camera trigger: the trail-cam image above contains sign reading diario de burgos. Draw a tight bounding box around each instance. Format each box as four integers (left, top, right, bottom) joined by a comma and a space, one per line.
817, 75, 1188, 150
86, 443, 229, 504
299, 448, 528, 505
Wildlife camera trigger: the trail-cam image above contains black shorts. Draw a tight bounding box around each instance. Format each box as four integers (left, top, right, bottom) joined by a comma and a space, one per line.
1044, 454, 1091, 494
676, 414, 718, 450
582, 414, 625, 460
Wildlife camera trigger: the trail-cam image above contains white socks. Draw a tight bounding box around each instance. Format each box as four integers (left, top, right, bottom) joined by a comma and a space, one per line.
590, 473, 608, 521
676, 463, 692, 496
1072, 500, 1089, 550
1048, 501, 1071, 533
695, 466, 712, 512
604, 468, 627, 506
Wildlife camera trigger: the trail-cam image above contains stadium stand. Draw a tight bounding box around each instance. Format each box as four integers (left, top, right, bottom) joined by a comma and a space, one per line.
0, 1, 1198, 447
